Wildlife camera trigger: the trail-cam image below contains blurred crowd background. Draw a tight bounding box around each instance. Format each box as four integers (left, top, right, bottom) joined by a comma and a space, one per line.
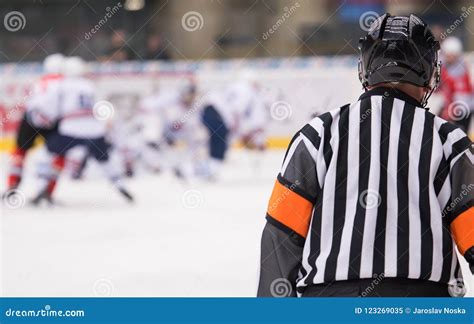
1, 0, 473, 63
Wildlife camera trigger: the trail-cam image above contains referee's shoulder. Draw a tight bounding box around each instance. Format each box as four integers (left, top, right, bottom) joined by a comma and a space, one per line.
292, 104, 349, 151
432, 114, 471, 142
307, 104, 349, 133
431, 114, 472, 161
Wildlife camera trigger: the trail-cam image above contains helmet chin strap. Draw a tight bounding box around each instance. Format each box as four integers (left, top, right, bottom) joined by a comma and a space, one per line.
421, 89, 433, 110
422, 60, 441, 108
421, 87, 434, 108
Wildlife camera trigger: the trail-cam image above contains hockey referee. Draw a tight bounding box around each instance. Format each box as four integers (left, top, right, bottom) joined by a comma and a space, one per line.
258, 13, 473, 297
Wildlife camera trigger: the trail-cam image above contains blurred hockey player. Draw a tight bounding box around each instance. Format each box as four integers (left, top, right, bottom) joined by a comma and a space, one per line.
32, 56, 133, 205
136, 79, 202, 179
438, 37, 473, 133
102, 110, 139, 178
3, 53, 64, 197
200, 70, 267, 179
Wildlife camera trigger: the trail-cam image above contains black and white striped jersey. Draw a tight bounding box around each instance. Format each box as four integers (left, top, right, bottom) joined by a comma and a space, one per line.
259, 87, 473, 295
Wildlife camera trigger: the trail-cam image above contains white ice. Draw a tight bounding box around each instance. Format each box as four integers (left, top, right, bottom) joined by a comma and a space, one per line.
1, 149, 473, 297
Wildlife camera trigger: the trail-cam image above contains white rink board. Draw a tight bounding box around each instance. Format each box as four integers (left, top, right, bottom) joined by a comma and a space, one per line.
1, 54, 473, 138
1, 150, 473, 297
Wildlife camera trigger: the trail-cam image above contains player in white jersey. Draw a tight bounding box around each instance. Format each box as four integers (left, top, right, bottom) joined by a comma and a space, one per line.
3, 53, 64, 198
135, 79, 202, 179
32, 56, 134, 204
200, 71, 267, 179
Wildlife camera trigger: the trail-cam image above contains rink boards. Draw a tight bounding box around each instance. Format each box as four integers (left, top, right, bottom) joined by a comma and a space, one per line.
1, 54, 473, 151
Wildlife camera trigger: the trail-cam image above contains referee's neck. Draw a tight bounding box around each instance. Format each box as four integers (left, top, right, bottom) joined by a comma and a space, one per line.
367, 83, 425, 106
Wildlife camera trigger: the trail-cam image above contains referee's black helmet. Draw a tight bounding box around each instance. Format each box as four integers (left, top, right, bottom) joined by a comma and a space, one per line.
358, 13, 441, 103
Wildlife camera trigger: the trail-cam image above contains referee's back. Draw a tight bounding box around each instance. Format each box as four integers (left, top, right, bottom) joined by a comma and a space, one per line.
258, 14, 474, 297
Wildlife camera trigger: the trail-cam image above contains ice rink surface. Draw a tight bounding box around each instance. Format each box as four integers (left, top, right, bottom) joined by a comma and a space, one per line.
1, 149, 473, 297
